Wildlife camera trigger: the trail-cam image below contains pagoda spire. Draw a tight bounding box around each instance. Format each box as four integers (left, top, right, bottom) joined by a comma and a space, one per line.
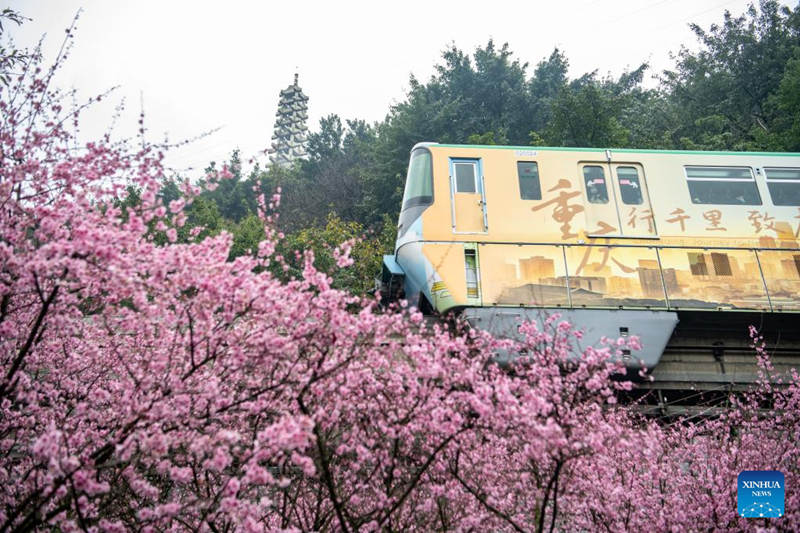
270, 73, 309, 168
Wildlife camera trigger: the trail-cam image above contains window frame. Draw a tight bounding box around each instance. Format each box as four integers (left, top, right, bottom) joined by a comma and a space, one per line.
464, 248, 479, 299
582, 165, 610, 204
516, 161, 542, 200
453, 160, 479, 194
683, 165, 762, 206
616, 166, 644, 205
764, 167, 800, 207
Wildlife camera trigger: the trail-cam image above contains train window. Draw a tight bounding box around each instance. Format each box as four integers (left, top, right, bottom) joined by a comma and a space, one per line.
583, 166, 609, 204
764, 167, 800, 206
517, 161, 542, 200
685, 166, 761, 205
617, 166, 643, 205
454, 162, 477, 193
401, 148, 433, 211
464, 249, 479, 299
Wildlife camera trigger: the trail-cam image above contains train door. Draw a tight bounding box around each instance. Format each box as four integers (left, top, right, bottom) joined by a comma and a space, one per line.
450, 158, 487, 233
579, 162, 657, 237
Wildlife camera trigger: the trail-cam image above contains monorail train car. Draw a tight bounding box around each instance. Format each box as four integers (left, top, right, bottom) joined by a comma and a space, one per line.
380, 143, 800, 371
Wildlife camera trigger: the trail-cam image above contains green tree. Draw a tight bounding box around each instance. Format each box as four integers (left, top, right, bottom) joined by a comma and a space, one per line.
662, 0, 800, 150
543, 66, 651, 148
371, 40, 536, 224
528, 48, 569, 135
278, 214, 394, 295
184, 196, 227, 241
201, 151, 258, 222
229, 214, 266, 260
760, 47, 800, 150
307, 114, 345, 163
386, 40, 533, 146
273, 114, 381, 230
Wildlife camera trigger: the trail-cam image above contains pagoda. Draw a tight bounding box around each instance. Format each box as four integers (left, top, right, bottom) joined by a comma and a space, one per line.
269, 73, 309, 168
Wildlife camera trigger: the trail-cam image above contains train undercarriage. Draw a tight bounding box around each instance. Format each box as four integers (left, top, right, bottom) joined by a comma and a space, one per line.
625, 310, 800, 416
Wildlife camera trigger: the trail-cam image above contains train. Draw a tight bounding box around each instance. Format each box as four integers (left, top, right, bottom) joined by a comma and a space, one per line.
379, 143, 800, 372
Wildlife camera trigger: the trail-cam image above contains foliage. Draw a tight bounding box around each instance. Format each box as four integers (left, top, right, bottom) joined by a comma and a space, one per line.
297, 115, 379, 227
277, 213, 394, 295
543, 66, 649, 148
229, 214, 266, 260
381, 41, 529, 147
200, 151, 258, 222
184, 195, 228, 241
528, 48, 569, 134
761, 47, 800, 150
662, 0, 800, 150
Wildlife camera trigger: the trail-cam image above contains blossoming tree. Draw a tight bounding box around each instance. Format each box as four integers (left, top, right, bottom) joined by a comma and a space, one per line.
1, 17, 798, 532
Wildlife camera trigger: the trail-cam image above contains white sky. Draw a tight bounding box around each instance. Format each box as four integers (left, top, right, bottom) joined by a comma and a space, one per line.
7, 0, 764, 176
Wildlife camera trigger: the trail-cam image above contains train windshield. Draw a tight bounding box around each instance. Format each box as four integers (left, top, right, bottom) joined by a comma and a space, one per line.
402, 148, 433, 211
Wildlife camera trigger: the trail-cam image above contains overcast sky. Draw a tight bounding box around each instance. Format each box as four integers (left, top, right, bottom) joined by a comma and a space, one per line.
7, 0, 765, 176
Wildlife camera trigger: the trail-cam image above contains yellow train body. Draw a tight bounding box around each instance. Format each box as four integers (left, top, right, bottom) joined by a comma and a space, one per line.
383, 143, 800, 368
392, 143, 800, 314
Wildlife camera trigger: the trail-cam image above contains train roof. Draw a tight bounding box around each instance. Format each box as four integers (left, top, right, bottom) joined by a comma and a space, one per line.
420, 143, 800, 158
